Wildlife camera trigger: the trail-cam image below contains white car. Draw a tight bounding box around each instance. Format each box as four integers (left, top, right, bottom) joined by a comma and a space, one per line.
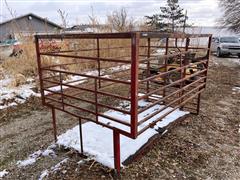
212, 36, 240, 58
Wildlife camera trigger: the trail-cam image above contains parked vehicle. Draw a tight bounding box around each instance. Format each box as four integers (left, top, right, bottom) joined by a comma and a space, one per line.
212, 36, 240, 57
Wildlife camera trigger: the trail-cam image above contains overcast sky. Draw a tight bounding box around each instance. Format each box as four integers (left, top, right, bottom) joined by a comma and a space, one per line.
0, 0, 221, 27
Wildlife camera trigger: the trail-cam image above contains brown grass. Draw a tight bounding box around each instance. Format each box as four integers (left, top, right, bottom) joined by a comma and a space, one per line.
1, 37, 37, 78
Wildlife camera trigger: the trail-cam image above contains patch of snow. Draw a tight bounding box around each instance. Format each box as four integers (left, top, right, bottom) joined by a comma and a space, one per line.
232, 86, 240, 94
16, 145, 57, 167
57, 100, 189, 168
51, 158, 69, 172
154, 49, 165, 55
0, 169, 9, 178
17, 150, 42, 167
0, 65, 130, 110
0, 102, 17, 110
96, 100, 188, 133
44, 64, 130, 96
38, 170, 49, 180
17, 157, 37, 167
0, 77, 39, 110
38, 158, 68, 180
42, 149, 56, 158
77, 157, 92, 165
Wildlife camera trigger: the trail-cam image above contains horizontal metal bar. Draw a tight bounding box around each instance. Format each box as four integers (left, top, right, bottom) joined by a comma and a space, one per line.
140, 32, 212, 38
44, 83, 131, 102
97, 90, 131, 101
63, 92, 95, 104
139, 51, 189, 63
36, 32, 134, 39
45, 96, 62, 105
138, 89, 204, 135
140, 60, 207, 83
98, 113, 131, 127
46, 96, 96, 115
42, 68, 131, 85
40, 52, 131, 64
139, 45, 210, 50
138, 77, 206, 113
97, 102, 131, 115
52, 46, 131, 54
138, 83, 205, 126
44, 103, 133, 137
139, 68, 207, 100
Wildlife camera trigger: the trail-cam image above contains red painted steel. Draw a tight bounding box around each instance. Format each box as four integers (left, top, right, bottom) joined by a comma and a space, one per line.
35, 32, 212, 173
113, 130, 120, 174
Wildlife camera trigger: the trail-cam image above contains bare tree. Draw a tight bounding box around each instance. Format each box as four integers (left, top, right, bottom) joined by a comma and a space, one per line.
4, 0, 17, 18
88, 6, 99, 32
57, 9, 68, 28
107, 7, 134, 32
218, 0, 240, 33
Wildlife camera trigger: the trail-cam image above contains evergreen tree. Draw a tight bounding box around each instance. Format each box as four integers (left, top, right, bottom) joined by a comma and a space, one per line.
145, 0, 187, 32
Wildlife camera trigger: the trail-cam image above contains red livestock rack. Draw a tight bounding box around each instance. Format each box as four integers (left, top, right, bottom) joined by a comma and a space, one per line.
35, 32, 212, 173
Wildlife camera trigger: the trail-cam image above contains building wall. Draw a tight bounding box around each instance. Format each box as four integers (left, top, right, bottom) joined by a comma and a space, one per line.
0, 15, 60, 41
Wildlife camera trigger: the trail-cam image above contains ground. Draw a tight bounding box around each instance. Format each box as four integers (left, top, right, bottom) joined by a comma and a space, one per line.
0, 55, 239, 179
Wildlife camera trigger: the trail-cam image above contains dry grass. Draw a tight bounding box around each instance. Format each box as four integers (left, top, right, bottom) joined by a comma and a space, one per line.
1, 37, 37, 78
0, 6, 150, 83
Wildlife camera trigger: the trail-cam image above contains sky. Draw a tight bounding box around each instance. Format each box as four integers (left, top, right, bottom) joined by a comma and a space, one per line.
0, 0, 221, 27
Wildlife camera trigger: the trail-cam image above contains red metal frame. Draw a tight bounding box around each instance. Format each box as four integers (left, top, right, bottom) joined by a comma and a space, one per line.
35, 32, 212, 174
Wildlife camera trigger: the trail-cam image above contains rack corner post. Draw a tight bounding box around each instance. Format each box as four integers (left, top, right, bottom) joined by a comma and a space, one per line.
113, 130, 121, 174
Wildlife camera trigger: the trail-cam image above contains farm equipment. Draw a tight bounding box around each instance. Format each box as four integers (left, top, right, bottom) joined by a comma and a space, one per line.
35, 32, 212, 174
142, 51, 203, 84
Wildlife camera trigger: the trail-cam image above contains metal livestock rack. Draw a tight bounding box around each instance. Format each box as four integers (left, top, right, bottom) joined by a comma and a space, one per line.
35, 32, 212, 173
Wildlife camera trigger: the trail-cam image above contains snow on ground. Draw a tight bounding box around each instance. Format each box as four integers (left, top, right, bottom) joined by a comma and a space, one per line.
44, 64, 130, 95
12, 99, 188, 173
17, 150, 42, 167
51, 158, 69, 172
38, 170, 49, 180
57, 100, 189, 168
38, 158, 69, 180
232, 86, 240, 94
0, 169, 9, 178
0, 65, 130, 110
0, 77, 40, 110
16, 144, 56, 167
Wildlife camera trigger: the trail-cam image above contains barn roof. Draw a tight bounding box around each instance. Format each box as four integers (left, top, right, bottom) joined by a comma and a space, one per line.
0, 13, 62, 29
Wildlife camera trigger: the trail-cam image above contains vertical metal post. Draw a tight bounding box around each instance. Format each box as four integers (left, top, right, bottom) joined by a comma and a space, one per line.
163, 37, 169, 98
179, 53, 183, 106
59, 71, 64, 110
175, 38, 178, 47
196, 35, 212, 114
180, 37, 190, 109
196, 93, 201, 115
204, 35, 212, 88
51, 107, 57, 142
113, 130, 120, 174
35, 36, 45, 105
94, 78, 98, 122
146, 38, 150, 99
130, 32, 139, 138
79, 118, 84, 154
97, 38, 101, 88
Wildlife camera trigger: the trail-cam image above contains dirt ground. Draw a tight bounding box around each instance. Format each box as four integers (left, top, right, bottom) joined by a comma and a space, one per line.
0, 55, 239, 180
